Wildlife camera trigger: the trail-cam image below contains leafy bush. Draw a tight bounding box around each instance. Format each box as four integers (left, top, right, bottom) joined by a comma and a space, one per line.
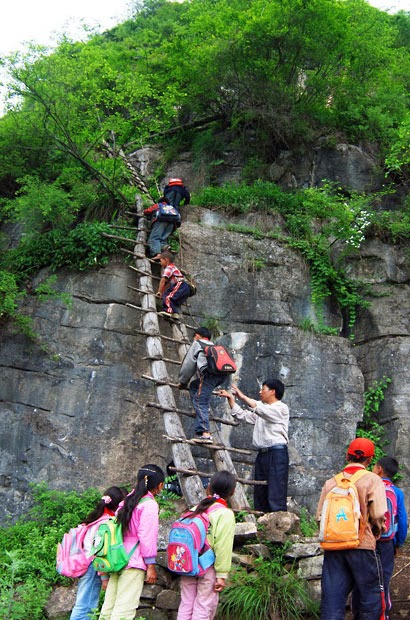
357, 376, 392, 464
1, 222, 132, 283
196, 181, 375, 333
0, 484, 102, 620
217, 553, 319, 620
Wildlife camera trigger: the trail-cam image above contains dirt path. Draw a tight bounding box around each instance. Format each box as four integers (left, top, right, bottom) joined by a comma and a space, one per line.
389, 541, 410, 619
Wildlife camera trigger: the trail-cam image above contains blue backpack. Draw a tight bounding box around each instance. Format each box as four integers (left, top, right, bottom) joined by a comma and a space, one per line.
167, 512, 215, 577
156, 202, 181, 225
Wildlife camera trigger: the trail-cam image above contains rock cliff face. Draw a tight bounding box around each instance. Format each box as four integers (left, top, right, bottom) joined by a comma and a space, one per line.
1, 204, 408, 522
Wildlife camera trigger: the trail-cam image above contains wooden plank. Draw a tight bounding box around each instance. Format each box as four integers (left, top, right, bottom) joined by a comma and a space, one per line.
129, 265, 161, 280
163, 434, 253, 455
133, 329, 190, 344
102, 232, 136, 243
168, 466, 267, 487
146, 401, 240, 427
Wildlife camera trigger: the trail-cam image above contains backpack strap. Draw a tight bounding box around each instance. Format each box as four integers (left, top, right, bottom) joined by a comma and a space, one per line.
348, 469, 369, 485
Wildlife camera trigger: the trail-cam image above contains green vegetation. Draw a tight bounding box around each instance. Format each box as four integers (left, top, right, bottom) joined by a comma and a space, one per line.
0, 484, 102, 620
0, 221, 135, 337
217, 551, 319, 620
299, 507, 319, 538
357, 376, 392, 465
0, 0, 409, 338
0, 482, 186, 619
196, 181, 380, 334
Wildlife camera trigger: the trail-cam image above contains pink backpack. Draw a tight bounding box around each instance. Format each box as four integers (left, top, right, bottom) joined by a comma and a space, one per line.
56, 514, 108, 578
381, 479, 398, 540
56, 524, 91, 578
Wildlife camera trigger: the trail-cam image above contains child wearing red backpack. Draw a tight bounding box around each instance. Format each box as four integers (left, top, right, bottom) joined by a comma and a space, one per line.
69, 486, 125, 620
176, 471, 236, 620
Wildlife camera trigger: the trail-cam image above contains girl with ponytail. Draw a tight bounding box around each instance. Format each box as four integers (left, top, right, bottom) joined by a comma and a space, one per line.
70, 486, 125, 620
177, 470, 237, 620
99, 464, 165, 620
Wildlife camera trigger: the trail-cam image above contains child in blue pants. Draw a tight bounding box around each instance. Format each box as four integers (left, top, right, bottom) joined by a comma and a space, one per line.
156, 251, 190, 319
70, 486, 125, 620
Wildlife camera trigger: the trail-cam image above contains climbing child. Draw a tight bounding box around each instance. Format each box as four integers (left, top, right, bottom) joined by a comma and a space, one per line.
69, 486, 125, 620
163, 177, 190, 208
176, 470, 237, 620
178, 327, 228, 444
143, 198, 180, 258
156, 251, 191, 320
99, 464, 165, 620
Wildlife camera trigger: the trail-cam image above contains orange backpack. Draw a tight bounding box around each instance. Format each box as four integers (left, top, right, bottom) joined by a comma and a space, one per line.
319, 469, 368, 550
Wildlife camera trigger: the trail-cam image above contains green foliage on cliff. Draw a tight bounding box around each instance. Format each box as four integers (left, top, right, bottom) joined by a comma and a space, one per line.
196, 181, 377, 334
0, 0, 409, 211
0, 0, 409, 337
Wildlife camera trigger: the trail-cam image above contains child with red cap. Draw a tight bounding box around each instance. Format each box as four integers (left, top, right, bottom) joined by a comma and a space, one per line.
316, 437, 387, 620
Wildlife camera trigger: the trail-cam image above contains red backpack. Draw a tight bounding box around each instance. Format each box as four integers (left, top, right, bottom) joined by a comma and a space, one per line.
200, 343, 237, 375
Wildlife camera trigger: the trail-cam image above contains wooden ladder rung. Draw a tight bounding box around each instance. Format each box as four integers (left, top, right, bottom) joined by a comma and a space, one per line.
146, 401, 240, 426
163, 434, 253, 456
121, 247, 159, 263
129, 265, 161, 280
143, 356, 181, 365
126, 303, 157, 313
168, 465, 266, 486
133, 329, 190, 343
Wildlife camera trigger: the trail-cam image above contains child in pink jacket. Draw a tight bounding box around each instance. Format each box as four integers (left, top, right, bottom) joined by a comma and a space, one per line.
177, 471, 237, 620
99, 464, 165, 620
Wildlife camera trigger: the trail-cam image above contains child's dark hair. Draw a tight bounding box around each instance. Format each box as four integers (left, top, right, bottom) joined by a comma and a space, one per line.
377, 456, 399, 479
159, 250, 174, 262
116, 464, 165, 534
263, 378, 285, 400
195, 326, 212, 340
83, 486, 125, 525
186, 471, 236, 517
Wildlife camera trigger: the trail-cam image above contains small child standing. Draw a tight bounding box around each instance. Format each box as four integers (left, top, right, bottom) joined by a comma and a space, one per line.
99, 464, 165, 620
156, 251, 191, 320
373, 456, 408, 618
69, 486, 125, 620
176, 470, 237, 620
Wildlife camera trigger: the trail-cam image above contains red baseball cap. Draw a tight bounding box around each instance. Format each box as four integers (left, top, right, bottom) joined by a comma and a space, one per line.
347, 437, 375, 458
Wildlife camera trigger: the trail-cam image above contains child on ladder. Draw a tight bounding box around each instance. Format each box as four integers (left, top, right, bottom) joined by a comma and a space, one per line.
176, 470, 237, 620
69, 486, 125, 620
156, 251, 191, 320
99, 464, 165, 620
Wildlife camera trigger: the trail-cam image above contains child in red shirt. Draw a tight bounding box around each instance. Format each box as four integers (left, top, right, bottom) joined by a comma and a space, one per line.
156, 251, 191, 320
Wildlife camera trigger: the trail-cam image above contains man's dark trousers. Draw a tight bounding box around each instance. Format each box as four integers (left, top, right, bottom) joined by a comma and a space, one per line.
254, 445, 288, 512
321, 548, 384, 620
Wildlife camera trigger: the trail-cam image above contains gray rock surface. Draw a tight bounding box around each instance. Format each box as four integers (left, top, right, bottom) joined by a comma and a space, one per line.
0, 205, 409, 521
